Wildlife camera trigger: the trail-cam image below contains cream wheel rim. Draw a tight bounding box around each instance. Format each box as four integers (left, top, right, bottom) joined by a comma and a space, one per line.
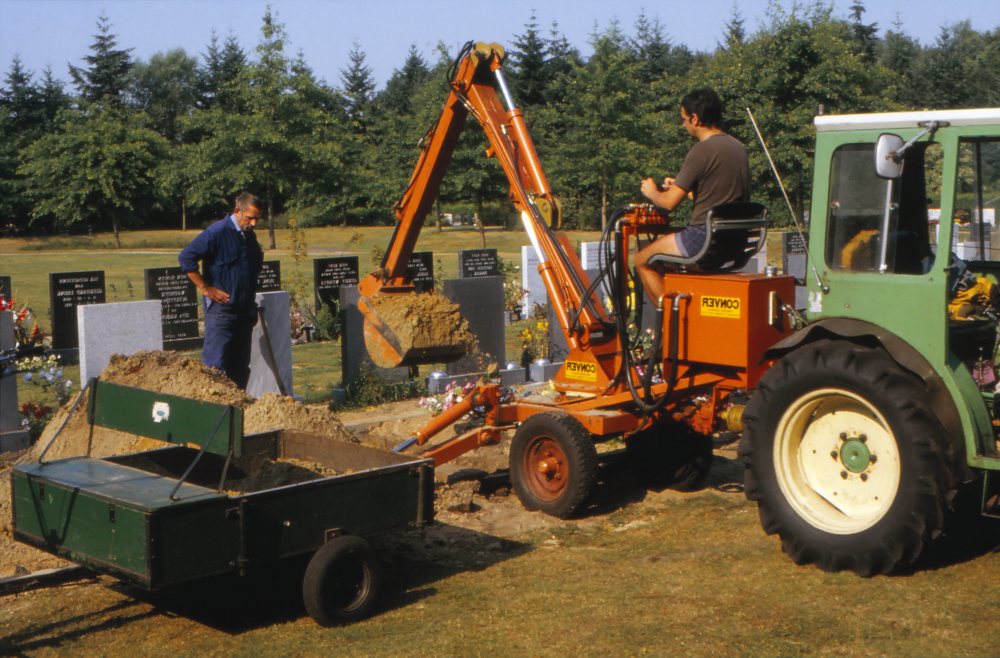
773, 388, 900, 534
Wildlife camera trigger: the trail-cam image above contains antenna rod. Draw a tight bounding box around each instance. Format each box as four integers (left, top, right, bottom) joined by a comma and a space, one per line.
746, 108, 830, 295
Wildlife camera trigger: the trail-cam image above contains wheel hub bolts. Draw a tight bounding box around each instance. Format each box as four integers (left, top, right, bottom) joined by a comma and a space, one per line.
538, 458, 560, 475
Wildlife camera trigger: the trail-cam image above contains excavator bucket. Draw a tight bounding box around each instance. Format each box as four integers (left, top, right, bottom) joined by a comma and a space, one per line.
358, 293, 473, 369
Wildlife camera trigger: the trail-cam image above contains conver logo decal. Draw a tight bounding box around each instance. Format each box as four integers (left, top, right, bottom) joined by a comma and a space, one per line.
565, 360, 597, 382
701, 295, 741, 318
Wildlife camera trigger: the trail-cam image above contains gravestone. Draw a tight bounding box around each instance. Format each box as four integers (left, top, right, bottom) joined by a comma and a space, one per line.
0, 275, 11, 303
339, 287, 409, 387
49, 270, 106, 350
144, 267, 202, 351
458, 249, 499, 278
256, 260, 282, 292
443, 277, 505, 376
521, 245, 547, 314
78, 301, 163, 386
782, 232, 809, 311
736, 235, 768, 274
247, 291, 293, 398
409, 252, 435, 293
314, 256, 359, 312
0, 310, 30, 453
580, 242, 614, 272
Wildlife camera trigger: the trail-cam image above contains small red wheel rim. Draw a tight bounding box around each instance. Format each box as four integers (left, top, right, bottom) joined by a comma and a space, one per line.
522, 436, 569, 501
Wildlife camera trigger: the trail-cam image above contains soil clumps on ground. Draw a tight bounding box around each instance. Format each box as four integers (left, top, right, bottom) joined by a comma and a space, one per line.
368, 292, 474, 364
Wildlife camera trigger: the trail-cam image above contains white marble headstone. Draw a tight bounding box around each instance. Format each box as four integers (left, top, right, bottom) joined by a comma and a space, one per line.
78, 301, 163, 386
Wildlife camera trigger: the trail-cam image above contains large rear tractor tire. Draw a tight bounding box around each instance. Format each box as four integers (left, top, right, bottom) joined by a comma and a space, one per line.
510, 411, 599, 518
739, 341, 956, 576
302, 535, 381, 626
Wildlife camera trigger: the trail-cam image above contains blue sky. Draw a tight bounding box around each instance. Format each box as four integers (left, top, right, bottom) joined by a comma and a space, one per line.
1, 0, 997, 91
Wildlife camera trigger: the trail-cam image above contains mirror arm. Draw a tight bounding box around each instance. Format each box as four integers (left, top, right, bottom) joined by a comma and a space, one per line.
892, 121, 950, 161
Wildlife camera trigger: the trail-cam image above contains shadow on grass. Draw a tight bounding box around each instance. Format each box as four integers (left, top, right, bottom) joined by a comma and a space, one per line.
110, 524, 532, 635
0, 598, 158, 656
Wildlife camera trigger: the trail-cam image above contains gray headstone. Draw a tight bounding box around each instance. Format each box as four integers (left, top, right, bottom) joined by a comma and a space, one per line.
443, 276, 505, 376
458, 249, 499, 278
0, 311, 27, 449
144, 267, 202, 350
409, 252, 434, 293
339, 287, 409, 387
256, 261, 282, 292
529, 361, 563, 382
314, 256, 359, 312
0, 276, 11, 303
78, 300, 163, 386
50, 270, 106, 349
247, 291, 293, 397
580, 242, 614, 272
782, 232, 809, 283
521, 245, 547, 314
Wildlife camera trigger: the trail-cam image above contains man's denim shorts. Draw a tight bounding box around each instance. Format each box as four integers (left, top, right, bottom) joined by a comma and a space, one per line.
676, 224, 707, 257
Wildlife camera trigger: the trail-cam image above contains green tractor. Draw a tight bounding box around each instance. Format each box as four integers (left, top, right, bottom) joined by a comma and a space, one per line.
741, 108, 1000, 576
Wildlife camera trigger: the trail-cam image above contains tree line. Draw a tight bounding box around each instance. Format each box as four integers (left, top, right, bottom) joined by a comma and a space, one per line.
1, 3, 998, 247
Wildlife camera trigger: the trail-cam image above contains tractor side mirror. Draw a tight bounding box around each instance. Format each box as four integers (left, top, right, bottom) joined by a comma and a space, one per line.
875, 133, 904, 179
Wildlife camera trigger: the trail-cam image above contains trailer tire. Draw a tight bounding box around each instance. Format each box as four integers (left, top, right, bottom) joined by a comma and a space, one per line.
302, 535, 381, 626
626, 425, 714, 492
739, 340, 955, 576
510, 411, 599, 518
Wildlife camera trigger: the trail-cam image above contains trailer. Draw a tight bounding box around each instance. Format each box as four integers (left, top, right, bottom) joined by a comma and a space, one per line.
9, 379, 434, 626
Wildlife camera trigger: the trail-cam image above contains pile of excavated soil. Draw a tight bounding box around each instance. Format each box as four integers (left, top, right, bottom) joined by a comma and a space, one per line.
369, 292, 474, 360
225, 458, 346, 494
0, 350, 356, 578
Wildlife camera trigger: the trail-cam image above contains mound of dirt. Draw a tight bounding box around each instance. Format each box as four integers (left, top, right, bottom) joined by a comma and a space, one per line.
0, 350, 357, 578
368, 292, 474, 363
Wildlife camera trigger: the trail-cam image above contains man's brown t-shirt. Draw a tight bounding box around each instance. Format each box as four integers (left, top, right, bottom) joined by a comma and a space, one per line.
673, 133, 750, 225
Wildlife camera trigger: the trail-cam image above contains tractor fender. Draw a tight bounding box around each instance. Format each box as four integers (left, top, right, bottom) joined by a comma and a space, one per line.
761, 317, 973, 478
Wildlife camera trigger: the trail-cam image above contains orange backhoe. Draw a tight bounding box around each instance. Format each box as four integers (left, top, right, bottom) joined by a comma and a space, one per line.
359, 41, 794, 518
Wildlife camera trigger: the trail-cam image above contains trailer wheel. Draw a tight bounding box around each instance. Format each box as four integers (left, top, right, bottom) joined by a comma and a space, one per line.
625, 425, 714, 492
302, 535, 381, 626
739, 341, 955, 576
510, 411, 599, 518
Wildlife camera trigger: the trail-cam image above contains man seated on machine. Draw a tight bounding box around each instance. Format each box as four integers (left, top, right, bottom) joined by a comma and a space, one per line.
635, 87, 751, 301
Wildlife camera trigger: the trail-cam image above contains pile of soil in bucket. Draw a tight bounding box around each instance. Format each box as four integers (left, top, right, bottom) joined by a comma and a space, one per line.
0, 350, 356, 578
368, 292, 474, 360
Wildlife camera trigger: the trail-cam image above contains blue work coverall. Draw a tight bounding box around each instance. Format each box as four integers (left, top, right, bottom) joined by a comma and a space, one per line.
178, 215, 264, 389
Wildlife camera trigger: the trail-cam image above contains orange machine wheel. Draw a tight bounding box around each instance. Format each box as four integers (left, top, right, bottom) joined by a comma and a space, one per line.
509, 411, 598, 518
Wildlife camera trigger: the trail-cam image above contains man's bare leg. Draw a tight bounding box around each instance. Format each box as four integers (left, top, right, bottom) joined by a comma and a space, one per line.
634, 232, 684, 303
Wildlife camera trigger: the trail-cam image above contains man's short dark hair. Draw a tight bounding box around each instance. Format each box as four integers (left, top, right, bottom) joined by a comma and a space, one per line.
235, 191, 264, 212
681, 87, 723, 130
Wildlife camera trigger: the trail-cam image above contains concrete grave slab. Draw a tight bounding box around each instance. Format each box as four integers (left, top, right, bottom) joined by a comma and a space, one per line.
443, 276, 505, 376
247, 291, 293, 397
78, 301, 162, 387
0, 310, 29, 451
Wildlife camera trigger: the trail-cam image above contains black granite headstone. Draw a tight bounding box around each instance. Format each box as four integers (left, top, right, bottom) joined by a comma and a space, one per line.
49, 270, 106, 349
458, 248, 499, 278
314, 257, 359, 311
0, 276, 11, 304
256, 261, 281, 292
144, 267, 203, 350
408, 252, 435, 293
443, 277, 506, 376
782, 232, 809, 283
339, 287, 409, 386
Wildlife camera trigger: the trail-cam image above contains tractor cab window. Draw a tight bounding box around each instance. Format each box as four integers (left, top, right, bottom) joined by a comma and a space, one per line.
952, 140, 1000, 262
825, 142, 941, 274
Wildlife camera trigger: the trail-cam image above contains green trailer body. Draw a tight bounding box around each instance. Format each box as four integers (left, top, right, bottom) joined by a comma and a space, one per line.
10, 381, 434, 594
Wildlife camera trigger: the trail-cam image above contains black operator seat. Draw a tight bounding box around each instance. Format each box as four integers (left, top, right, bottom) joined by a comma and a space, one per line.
648, 201, 768, 274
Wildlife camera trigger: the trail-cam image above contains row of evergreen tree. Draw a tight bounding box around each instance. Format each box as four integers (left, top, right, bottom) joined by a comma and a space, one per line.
1, 3, 998, 247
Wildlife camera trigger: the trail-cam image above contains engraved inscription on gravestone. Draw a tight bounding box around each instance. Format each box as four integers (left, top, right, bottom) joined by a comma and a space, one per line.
313, 256, 360, 311
782, 232, 809, 283
458, 248, 499, 278
49, 270, 106, 349
256, 261, 281, 292
409, 252, 434, 293
144, 267, 199, 341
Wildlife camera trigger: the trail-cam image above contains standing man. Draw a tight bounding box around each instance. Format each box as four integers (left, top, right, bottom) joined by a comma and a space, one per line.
179, 192, 264, 390
634, 87, 750, 302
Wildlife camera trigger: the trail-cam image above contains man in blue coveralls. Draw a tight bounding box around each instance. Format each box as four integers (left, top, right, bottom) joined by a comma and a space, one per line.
178, 192, 264, 390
